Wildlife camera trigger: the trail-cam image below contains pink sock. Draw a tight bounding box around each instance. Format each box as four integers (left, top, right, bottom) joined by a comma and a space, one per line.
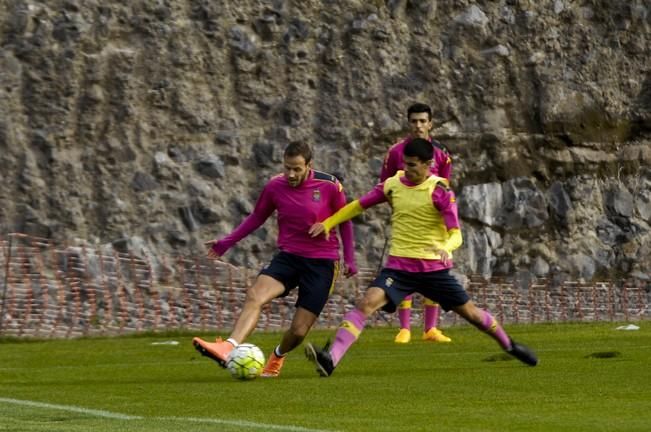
424, 303, 440, 331
398, 295, 413, 329
479, 310, 511, 350
330, 309, 366, 366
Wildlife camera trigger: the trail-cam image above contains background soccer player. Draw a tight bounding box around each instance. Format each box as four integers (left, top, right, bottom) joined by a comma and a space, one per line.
380, 102, 453, 344
305, 138, 537, 377
193, 142, 357, 378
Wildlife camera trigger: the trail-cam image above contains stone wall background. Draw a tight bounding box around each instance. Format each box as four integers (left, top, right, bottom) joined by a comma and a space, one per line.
0, 0, 649, 281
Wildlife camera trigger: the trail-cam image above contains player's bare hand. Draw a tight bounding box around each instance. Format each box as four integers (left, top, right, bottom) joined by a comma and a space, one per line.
309, 223, 327, 238
425, 245, 451, 266
204, 240, 222, 259
437, 249, 451, 266
343, 263, 358, 278
207, 250, 222, 259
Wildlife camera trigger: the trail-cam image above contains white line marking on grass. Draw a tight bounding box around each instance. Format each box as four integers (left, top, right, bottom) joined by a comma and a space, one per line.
0, 397, 142, 420
157, 416, 338, 431
0, 397, 338, 432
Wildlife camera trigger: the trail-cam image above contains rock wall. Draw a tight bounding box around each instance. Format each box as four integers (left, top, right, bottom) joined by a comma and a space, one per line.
0, 0, 649, 281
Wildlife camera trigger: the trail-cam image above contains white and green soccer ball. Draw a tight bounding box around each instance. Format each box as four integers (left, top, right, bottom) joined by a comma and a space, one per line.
226, 343, 265, 380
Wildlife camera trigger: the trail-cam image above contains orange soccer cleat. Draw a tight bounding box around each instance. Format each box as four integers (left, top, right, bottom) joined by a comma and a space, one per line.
192, 337, 234, 368
260, 351, 286, 377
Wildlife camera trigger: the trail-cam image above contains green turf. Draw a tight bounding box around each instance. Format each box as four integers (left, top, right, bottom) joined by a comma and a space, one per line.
1, 322, 650, 432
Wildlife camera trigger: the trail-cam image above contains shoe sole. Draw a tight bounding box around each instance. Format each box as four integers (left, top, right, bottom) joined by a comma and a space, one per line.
513, 353, 538, 366
423, 337, 452, 343
192, 339, 228, 368
304, 343, 330, 377
512, 355, 538, 366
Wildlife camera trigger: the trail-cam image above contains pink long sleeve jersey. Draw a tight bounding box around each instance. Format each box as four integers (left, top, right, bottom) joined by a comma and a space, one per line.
212, 170, 355, 267
380, 136, 452, 182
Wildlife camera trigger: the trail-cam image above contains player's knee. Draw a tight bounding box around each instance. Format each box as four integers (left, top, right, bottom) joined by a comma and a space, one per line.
455, 302, 482, 325
244, 287, 267, 307
356, 298, 382, 316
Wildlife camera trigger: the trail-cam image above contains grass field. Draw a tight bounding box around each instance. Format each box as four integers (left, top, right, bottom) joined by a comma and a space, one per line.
1, 322, 650, 432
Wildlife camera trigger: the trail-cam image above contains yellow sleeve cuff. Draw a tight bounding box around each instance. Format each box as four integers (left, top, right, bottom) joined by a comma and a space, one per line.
443, 228, 462, 253
322, 200, 364, 234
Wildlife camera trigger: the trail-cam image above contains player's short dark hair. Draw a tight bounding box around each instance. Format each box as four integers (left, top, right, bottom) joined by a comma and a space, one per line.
284, 142, 313, 164
407, 102, 432, 121
404, 138, 433, 162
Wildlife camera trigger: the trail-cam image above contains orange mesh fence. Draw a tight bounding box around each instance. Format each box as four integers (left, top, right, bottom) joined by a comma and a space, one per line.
0, 233, 649, 338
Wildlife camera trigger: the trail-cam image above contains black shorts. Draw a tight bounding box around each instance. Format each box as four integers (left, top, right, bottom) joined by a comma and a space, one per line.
372, 268, 470, 313
259, 251, 339, 316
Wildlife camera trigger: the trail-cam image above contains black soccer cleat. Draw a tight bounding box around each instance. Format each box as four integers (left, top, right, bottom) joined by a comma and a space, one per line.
507, 338, 538, 366
305, 342, 335, 377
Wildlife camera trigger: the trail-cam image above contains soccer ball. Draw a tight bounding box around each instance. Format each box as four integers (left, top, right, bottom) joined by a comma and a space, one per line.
226, 343, 265, 380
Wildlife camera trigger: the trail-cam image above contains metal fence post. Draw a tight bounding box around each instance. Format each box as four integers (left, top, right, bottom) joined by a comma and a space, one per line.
0, 234, 14, 334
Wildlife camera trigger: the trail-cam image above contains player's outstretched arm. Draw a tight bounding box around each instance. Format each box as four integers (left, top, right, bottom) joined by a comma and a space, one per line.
205, 185, 276, 258
309, 200, 364, 238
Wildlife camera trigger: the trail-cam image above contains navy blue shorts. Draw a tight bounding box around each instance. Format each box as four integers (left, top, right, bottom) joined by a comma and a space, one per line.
259, 251, 339, 316
372, 268, 470, 313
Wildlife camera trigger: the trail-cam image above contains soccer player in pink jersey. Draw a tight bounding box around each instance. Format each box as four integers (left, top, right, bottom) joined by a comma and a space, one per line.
193, 142, 357, 377
381, 102, 453, 344
305, 138, 537, 377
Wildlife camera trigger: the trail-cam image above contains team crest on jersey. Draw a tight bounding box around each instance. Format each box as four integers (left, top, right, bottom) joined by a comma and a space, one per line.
312, 190, 321, 202
385, 277, 394, 287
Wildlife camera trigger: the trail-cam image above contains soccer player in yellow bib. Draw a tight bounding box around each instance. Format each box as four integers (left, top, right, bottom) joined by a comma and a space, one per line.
380, 102, 453, 344
305, 138, 538, 376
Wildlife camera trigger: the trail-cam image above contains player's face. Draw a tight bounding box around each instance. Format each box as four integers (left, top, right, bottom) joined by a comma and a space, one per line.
284, 155, 311, 187
403, 155, 432, 185
408, 112, 432, 139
